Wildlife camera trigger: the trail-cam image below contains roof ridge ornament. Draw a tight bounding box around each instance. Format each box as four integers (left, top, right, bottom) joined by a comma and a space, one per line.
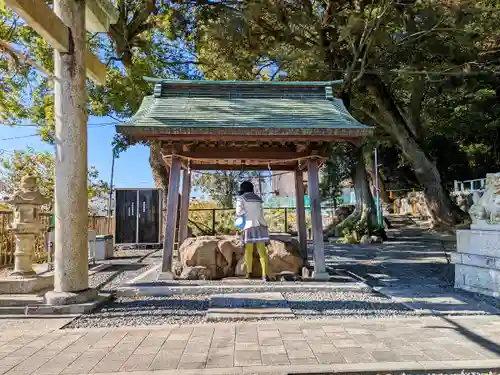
143, 77, 344, 87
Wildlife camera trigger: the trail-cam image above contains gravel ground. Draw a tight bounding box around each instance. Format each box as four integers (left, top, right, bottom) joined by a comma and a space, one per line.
65, 290, 419, 328
65, 295, 208, 328
284, 291, 417, 320
88, 249, 160, 292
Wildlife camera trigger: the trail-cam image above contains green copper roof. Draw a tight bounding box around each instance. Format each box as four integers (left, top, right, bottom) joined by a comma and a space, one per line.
117, 80, 372, 138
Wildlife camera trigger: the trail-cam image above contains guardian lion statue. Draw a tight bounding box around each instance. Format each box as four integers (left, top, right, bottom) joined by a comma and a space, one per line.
468, 173, 500, 225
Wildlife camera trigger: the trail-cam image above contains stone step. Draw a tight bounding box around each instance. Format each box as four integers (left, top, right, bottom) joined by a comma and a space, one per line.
206, 292, 295, 321
117, 281, 370, 297
0, 294, 44, 307
0, 294, 110, 315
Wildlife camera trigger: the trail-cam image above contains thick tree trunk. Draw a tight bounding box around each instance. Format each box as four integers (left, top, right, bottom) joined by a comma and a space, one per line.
362, 74, 464, 229
149, 141, 169, 238
338, 148, 379, 238
364, 150, 390, 210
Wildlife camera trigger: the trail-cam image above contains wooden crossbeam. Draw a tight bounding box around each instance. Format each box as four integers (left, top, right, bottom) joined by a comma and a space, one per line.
180, 150, 310, 160
189, 164, 297, 171
6, 0, 108, 85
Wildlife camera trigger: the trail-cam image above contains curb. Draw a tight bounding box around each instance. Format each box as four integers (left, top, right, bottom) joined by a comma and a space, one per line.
90, 359, 500, 375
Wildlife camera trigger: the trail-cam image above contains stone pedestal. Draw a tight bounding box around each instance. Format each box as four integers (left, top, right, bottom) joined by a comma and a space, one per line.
452, 228, 500, 298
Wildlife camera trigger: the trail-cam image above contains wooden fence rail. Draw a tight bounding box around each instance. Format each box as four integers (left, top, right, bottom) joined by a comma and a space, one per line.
0, 211, 114, 267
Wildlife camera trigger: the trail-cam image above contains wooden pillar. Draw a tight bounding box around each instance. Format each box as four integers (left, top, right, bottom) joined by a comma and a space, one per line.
307, 159, 328, 280
294, 169, 308, 264
160, 156, 181, 277
178, 169, 191, 248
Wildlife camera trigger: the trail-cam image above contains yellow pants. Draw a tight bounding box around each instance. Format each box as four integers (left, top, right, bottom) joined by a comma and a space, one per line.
244, 242, 268, 277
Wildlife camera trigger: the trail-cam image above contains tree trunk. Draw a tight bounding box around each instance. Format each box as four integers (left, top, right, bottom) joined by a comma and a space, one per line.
364, 150, 390, 209
337, 148, 379, 239
362, 74, 464, 229
149, 141, 169, 238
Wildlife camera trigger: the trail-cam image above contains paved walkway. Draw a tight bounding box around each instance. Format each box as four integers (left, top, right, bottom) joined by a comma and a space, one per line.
0, 315, 499, 374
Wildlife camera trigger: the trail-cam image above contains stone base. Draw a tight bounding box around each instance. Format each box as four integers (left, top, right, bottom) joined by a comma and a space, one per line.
157, 271, 175, 281
312, 271, 330, 281
0, 275, 53, 294
470, 223, 500, 231
453, 229, 500, 298
44, 288, 98, 306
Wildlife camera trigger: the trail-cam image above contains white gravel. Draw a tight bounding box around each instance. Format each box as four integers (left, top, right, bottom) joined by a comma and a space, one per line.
88, 249, 160, 292
65, 290, 419, 328
284, 291, 417, 320
65, 295, 208, 328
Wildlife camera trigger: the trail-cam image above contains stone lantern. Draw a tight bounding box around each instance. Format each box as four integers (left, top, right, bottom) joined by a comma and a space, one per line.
4, 175, 50, 277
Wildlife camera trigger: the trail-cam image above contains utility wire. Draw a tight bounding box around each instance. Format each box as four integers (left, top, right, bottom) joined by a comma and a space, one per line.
0, 122, 119, 128
0, 134, 39, 141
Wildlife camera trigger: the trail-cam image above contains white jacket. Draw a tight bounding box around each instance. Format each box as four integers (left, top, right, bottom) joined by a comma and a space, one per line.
235, 192, 268, 230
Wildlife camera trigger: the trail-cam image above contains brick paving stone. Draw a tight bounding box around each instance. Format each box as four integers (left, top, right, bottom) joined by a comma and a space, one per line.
369, 350, 401, 362
89, 332, 147, 373
309, 343, 337, 354
420, 348, 457, 361
5, 334, 82, 375
359, 342, 391, 351
178, 353, 208, 366
235, 342, 259, 351
258, 337, 283, 346
289, 357, 319, 365
260, 345, 286, 355
60, 349, 107, 374
178, 361, 206, 369
338, 347, 375, 363
32, 352, 81, 375
148, 349, 183, 371
283, 340, 311, 351
234, 350, 261, 366
167, 328, 193, 341
333, 339, 361, 349
206, 355, 234, 368
120, 353, 156, 372
326, 331, 354, 341
315, 351, 347, 365
261, 353, 290, 365
286, 348, 315, 360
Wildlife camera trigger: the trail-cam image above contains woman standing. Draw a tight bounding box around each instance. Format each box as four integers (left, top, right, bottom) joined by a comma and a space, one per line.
235, 181, 270, 281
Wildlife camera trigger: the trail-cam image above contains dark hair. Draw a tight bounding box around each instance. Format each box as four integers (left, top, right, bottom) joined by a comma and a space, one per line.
238, 181, 254, 196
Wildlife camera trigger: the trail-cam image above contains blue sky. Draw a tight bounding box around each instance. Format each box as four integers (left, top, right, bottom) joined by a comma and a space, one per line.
0, 115, 154, 188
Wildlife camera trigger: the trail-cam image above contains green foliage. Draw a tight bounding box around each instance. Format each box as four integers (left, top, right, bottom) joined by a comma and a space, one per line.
192, 171, 261, 208
0, 148, 108, 208
320, 143, 357, 203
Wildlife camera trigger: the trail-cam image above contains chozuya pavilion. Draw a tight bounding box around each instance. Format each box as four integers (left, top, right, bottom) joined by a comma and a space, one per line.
116, 78, 372, 280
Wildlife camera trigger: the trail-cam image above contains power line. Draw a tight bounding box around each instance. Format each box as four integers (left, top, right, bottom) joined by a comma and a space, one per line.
0, 134, 39, 141
0, 121, 119, 128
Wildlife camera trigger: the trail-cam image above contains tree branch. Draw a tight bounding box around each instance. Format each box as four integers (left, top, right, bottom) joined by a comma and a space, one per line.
0, 39, 53, 78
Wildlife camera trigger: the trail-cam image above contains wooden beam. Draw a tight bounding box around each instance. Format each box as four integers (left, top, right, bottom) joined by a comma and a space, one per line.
307, 158, 328, 280
178, 169, 191, 247
138, 133, 363, 143
190, 164, 296, 171
161, 157, 181, 276
181, 150, 309, 161
294, 169, 308, 264
6, 0, 107, 85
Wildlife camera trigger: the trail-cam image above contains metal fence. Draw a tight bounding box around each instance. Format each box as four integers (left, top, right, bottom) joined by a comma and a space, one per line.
188, 207, 316, 237
0, 211, 114, 267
